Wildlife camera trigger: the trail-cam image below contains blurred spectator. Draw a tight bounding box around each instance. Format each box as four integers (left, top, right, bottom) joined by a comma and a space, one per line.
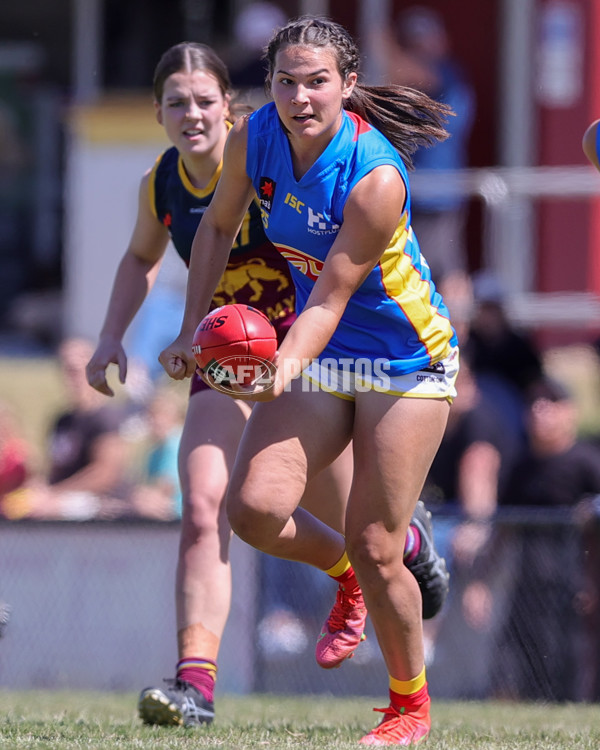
465, 271, 544, 400
422, 355, 521, 526
47, 338, 136, 484
491, 377, 600, 702
500, 377, 600, 508
128, 386, 184, 520
461, 270, 545, 455
420, 355, 522, 691
23, 337, 142, 520
377, 6, 475, 328
0, 400, 30, 519
0, 101, 28, 326
575, 495, 600, 701
228, 1, 287, 107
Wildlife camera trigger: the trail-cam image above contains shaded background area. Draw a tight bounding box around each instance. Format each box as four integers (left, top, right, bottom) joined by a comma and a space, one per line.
1, 0, 600, 354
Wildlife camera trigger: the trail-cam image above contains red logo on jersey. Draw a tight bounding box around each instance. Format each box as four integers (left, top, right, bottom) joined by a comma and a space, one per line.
259, 177, 276, 212
163, 212, 172, 228
278, 247, 324, 281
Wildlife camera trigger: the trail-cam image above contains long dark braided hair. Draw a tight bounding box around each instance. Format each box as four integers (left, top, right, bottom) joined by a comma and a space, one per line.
263, 16, 451, 169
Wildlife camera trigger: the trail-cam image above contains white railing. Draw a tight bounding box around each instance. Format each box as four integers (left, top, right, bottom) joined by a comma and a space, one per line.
410, 166, 600, 329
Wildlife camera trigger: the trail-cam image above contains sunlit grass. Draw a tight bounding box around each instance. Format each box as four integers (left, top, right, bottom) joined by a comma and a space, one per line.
1, 691, 600, 749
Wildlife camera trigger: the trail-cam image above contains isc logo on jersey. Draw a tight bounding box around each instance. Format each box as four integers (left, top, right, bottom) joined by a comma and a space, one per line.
284, 192, 305, 212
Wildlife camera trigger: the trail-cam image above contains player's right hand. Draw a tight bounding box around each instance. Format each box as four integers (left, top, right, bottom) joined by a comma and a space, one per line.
86, 338, 127, 396
159, 334, 197, 380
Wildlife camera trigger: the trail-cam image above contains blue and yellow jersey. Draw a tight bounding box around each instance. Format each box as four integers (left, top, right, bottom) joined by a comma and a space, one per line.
246, 102, 457, 375
149, 145, 294, 323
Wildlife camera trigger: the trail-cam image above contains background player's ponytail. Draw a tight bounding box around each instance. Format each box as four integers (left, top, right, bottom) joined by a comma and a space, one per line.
263, 16, 451, 169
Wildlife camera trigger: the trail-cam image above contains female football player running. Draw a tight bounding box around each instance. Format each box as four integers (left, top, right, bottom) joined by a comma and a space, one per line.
159, 18, 457, 746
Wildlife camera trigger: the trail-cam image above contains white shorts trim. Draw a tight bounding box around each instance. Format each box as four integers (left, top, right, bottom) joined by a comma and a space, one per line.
300, 347, 460, 401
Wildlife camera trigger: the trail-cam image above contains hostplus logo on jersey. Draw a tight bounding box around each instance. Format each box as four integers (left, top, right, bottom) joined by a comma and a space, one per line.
259, 177, 276, 213
307, 206, 340, 236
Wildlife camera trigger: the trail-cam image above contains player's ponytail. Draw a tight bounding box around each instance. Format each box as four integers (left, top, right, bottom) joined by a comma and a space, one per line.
344, 84, 451, 170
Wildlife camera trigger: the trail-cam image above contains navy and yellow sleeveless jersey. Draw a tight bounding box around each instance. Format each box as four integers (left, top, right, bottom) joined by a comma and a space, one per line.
149, 145, 294, 323
246, 102, 458, 376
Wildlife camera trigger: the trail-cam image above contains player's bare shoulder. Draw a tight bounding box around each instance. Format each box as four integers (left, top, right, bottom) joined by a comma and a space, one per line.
224, 115, 251, 156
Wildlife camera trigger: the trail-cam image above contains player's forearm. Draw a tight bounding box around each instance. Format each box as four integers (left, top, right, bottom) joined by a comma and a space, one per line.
99, 252, 160, 342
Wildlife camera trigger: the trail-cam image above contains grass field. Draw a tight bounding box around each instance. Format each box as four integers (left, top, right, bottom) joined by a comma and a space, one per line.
1, 691, 600, 749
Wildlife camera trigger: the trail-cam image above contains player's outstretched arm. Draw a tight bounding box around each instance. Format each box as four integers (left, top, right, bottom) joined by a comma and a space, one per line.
87, 171, 170, 395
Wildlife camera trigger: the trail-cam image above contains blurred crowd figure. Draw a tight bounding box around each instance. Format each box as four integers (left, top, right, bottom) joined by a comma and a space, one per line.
491, 377, 600, 702
228, 1, 287, 101
375, 5, 475, 335
0, 337, 184, 522
0, 100, 29, 326
128, 386, 184, 520
426, 326, 600, 702
44, 337, 137, 517
0, 399, 29, 502
464, 271, 544, 416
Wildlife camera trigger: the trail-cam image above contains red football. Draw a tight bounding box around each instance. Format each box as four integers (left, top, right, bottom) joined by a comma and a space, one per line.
192, 304, 277, 386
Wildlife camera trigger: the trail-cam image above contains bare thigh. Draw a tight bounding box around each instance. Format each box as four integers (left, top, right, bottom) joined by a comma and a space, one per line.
301, 442, 353, 534
346, 392, 450, 553
226, 381, 353, 542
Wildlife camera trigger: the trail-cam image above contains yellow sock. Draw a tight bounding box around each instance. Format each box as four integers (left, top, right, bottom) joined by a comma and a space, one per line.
389, 666, 427, 696
324, 551, 352, 578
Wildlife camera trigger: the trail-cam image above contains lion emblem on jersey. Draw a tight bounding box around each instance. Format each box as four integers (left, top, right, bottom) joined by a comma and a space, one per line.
213, 258, 290, 307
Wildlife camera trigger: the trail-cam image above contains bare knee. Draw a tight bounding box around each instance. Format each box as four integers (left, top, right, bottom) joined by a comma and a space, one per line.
226, 489, 284, 552
346, 527, 405, 590
179, 487, 226, 548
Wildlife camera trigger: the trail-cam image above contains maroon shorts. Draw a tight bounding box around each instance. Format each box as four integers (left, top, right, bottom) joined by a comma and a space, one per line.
189, 309, 296, 397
